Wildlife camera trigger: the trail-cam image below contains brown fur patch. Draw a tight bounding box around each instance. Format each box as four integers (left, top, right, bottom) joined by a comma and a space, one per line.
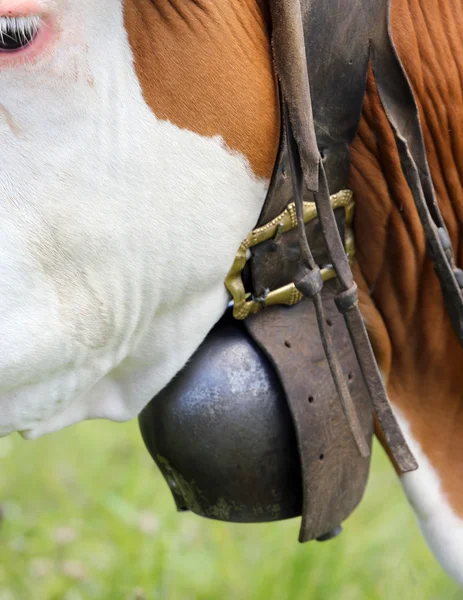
350, 0, 463, 513
123, 0, 279, 180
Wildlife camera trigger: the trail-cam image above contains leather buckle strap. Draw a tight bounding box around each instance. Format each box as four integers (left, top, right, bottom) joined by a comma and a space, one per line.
286, 109, 370, 459
225, 191, 355, 320
267, 0, 418, 474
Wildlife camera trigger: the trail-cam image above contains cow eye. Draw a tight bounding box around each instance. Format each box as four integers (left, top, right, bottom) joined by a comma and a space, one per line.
0, 16, 41, 52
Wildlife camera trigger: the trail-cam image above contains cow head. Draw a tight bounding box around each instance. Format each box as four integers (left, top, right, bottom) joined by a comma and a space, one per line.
0, 0, 279, 437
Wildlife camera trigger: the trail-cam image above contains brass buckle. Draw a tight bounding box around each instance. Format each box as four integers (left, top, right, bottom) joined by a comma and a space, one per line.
225, 189, 355, 320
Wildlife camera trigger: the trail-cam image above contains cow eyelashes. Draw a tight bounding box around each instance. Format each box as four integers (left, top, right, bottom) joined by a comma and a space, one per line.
0, 16, 41, 53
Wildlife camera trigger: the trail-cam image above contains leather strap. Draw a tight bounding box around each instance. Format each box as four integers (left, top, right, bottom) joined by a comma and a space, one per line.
370, 15, 463, 342
265, 0, 418, 473
245, 282, 373, 542
269, 0, 463, 343
285, 109, 370, 459
242, 0, 463, 541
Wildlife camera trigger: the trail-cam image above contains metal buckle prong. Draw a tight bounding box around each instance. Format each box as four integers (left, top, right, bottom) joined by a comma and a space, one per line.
251, 288, 270, 304
273, 222, 285, 242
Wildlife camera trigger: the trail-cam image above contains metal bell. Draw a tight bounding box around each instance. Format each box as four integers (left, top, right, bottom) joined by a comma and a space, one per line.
138, 309, 303, 523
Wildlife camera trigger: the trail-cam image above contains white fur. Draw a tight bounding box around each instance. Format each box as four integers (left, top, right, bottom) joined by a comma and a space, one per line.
0, 0, 267, 437
395, 410, 463, 586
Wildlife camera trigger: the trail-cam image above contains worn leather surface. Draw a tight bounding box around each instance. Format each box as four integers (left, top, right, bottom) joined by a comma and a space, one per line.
245, 282, 373, 542
242, 0, 438, 541
266, 0, 463, 341
250, 207, 345, 298
259, 0, 424, 471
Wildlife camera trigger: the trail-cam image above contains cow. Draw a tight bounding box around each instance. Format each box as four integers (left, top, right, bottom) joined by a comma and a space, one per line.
0, 0, 462, 587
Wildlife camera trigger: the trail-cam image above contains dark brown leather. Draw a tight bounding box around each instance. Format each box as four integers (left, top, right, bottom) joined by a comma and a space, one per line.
250, 207, 345, 298
253, 0, 417, 469
371, 20, 463, 342
245, 282, 373, 542
238, 0, 462, 542
269, 0, 463, 340
241, 0, 440, 541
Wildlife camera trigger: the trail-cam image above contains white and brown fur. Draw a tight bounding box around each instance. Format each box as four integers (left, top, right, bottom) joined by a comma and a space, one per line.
0, 0, 462, 585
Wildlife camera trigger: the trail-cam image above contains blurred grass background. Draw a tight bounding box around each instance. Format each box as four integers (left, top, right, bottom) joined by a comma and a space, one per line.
0, 420, 460, 600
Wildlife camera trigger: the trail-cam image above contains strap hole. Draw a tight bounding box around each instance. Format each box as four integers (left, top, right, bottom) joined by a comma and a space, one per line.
348, 372, 353, 381
319, 454, 324, 461
308, 395, 314, 403
284, 340, 291, 348
326, 318, 333, 327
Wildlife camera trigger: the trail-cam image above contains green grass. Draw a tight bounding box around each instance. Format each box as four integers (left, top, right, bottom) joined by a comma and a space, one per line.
0, 420, 460, 600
